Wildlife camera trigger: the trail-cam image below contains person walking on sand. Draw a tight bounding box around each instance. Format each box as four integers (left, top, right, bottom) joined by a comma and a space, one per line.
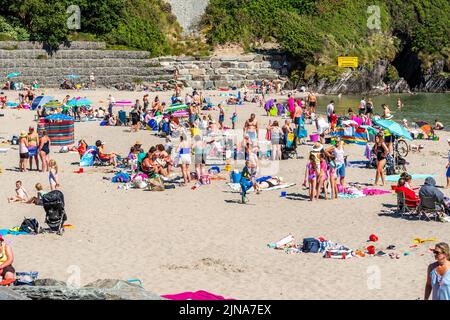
425, 242, 450, 300
307, 92, 317, 114
177, 135, 191, 185
218, 103, 225, 130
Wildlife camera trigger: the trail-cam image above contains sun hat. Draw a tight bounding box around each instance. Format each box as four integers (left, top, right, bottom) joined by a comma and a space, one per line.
19, 131, 27, 138
134, 141, 142, 146
312, 142, 323, 152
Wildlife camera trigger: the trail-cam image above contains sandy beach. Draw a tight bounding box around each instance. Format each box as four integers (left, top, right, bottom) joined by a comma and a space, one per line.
1, 88, 449, 300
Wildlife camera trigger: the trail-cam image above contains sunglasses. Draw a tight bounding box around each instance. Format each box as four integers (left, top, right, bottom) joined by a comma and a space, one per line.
433, 250, 444, 255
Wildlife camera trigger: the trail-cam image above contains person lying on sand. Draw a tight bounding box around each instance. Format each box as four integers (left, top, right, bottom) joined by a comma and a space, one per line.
257, 177, 284, 190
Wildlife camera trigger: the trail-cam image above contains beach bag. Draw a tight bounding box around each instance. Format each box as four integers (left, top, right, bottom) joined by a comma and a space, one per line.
324, 246, 354, 259
19, 218, 40, 234
200, 175, 211, 185
148, 176, 164, 191
112, 172, 131, 183
302, 238, 320, 253
14, 272, 39, 286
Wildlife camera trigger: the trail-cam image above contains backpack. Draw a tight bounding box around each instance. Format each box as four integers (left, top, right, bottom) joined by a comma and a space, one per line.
19, 218, 40, 234
302, 238, 320, 253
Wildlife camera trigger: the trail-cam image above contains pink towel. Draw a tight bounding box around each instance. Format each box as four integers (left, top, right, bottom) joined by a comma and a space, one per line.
161, 290, 235, 300
362, 188, 391, 196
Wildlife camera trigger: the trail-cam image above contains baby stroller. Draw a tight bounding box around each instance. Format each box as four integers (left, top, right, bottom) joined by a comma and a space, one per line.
42, 190, 67, 235
281, 132, 298, 159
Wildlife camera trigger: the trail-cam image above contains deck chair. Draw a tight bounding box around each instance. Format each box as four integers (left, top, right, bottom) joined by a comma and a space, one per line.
417, 196, 442, 221
118, 110, 129, 126
396, 191, 419, 218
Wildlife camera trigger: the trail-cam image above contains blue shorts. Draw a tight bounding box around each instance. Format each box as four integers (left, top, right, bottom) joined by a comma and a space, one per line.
337, 164, 346, 177
446, 166, 450, 178
28, 146, 37, 157
219, 115, 224, 123
247, 131, 257, 142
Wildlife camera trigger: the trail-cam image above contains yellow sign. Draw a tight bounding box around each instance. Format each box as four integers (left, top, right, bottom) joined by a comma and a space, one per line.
338, 56, 358, 68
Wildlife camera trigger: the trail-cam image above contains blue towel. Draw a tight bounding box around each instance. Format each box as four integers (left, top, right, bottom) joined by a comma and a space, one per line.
0, 229, 29, 236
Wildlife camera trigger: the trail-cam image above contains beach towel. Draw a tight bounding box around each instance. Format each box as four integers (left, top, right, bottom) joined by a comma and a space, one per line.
161, 290, 235, 300
226, 182, 295, 193
112, 172, 131, 183
338, 193, 365, 199
0, 228, 29, 236
80, 149, 96, 167
347, 161, 368, 168
362, 188, 391, 196
370, 174, 435, 182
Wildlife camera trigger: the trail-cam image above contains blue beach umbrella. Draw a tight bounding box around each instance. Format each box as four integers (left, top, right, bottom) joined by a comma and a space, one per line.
45, 113, 74, 121
6, 72, 21, 79
373, 118, 413, 141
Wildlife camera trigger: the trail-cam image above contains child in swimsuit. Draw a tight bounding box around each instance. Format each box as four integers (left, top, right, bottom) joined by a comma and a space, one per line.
48, 160, 60, 191
303, 154, 318, 201
328, 156, 338, 200
8, 180, 29, 203
316, 154, 329, 200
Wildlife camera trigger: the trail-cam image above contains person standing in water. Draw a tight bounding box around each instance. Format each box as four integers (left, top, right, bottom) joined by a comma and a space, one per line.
397, 98, 402, 109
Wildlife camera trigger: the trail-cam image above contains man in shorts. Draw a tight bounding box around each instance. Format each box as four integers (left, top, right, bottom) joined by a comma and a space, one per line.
307, 92, 317, 114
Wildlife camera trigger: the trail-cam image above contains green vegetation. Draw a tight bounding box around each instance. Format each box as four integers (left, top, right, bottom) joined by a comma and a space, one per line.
0, 0, 182, 53
201, 0, 450, 82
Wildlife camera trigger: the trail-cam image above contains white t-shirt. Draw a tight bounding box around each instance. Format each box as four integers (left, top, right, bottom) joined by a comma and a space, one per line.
359, 99, 366, 110
326, 103, 334, 116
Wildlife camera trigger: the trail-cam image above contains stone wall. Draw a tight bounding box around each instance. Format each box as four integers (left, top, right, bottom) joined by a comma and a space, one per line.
157, 54, 289, 89
0, 41, 288, 89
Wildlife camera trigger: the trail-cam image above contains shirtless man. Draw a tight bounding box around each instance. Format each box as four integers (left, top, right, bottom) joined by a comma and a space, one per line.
244, 113, 259, 143
307, 91, 317, 114
294, 101, 303, 128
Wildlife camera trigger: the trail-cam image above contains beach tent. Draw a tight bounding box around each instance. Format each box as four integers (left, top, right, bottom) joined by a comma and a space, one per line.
38, 114, 75, 146
31, 96, 55, 110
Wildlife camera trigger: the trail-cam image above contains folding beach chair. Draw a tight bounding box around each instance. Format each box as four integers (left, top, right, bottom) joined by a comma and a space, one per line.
118, 110, 129, 126
417, 196, 443, 222
396, 191, 419, 219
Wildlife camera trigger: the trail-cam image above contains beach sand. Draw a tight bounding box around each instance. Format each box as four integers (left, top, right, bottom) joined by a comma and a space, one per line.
1, 88, 449, 299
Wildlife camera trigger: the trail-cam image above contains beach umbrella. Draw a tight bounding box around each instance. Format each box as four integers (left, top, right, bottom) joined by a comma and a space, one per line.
31, 95, 54, 110
43, 100, 63, 109
373, 118, 413, 141
45, 113, 74, 121
67, 98, 92, 107
6, 72, 21, 79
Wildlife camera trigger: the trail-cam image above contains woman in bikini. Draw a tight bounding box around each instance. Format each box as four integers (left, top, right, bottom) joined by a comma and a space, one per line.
257, 176, 283, 190
38, 130, 50, 172
303, 154, 319, 201
328, 155, 338, 200
27, 126, 39, 171
373, 134, 389, 186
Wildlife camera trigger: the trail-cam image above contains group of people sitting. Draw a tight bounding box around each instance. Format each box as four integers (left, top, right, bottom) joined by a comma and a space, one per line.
394, 174, 449, 214
127, 141, 173, 178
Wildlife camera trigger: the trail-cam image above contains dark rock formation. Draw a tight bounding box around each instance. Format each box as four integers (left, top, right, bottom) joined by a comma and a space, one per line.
0, 287, 30, 300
